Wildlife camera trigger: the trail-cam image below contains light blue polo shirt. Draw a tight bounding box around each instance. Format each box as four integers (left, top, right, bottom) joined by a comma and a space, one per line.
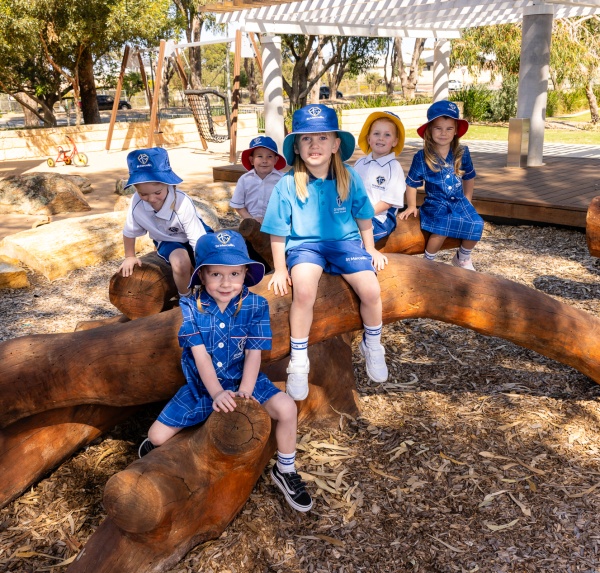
261, 166, 375, 252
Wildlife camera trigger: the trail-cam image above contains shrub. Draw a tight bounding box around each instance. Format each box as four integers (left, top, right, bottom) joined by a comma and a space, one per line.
450, 84, 492, 122
487, 76, 518, 122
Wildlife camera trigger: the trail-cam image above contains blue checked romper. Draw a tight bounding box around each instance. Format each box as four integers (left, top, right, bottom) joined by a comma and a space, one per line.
157, 286, 280, 428
406, 146, 483, 241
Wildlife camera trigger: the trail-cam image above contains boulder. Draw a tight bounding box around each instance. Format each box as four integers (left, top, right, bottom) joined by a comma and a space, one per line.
0, 173, 92, 215
0, 256, 29, 288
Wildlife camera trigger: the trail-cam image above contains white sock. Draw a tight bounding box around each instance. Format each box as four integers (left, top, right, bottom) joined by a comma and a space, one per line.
363, 323, 383, 348
424, 250, 436, 261
277, 450, 296, 474
290, 336, 308, 364
458, 246, 473, 261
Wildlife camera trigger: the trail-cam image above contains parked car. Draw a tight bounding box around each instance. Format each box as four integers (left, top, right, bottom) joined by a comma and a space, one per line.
319, 86, 344, 99
96, 95, 132, 110
448, 79, 462, 91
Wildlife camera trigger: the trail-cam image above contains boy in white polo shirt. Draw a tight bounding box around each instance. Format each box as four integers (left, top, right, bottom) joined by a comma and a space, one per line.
353, 111, 406, 242
230, 136, 286, 223
119, 147, 211, 297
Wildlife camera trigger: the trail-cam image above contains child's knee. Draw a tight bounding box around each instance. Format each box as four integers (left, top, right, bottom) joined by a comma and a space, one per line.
169, 250, 192, 272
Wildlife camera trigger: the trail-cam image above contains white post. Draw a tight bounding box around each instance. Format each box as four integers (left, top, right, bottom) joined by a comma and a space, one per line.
433, 39, 450, 102
261, 35, 285, 152
517, 4, 554, 167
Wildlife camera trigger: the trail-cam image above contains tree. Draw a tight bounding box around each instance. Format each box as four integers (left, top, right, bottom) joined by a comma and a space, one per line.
0, 0, 174, 126
398, 38, 426, 100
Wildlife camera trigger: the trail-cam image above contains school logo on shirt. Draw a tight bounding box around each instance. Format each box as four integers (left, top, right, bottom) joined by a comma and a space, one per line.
167, 227, 180, 234
376, 176, 386, 186
333, 195, 347, 215
308, 106, 322, 117
217, 231, 232, 244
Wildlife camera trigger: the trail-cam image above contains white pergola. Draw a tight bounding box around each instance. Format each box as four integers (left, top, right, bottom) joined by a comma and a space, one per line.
213, 0, 600, 167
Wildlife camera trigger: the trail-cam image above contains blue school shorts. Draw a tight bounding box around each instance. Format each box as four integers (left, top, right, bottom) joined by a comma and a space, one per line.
155, 240, 195, 266
286, 240, 375, 276
372, 209, 398, 242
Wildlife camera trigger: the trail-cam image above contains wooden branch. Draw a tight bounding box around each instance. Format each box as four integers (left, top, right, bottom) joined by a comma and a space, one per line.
3, 254, 600, 428
0, 404, 136, 509
109, 252, 178, 319
586, 196, 600, 257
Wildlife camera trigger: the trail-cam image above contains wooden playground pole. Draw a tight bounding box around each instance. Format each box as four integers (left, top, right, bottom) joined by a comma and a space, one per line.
105, 45, 130, 151
147, 40, 166, 148
249, 33, 263, 75
229, 30, 242, 164
138, 51, 153, 111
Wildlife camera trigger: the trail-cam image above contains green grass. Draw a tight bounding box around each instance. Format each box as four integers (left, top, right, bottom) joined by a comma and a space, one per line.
406, 124, 600, 145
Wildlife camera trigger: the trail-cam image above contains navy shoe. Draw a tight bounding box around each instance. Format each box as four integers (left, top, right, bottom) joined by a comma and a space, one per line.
270, 465, 313, 512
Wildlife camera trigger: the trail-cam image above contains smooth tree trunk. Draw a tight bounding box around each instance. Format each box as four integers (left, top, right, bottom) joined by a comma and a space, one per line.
78, 47, 101, 125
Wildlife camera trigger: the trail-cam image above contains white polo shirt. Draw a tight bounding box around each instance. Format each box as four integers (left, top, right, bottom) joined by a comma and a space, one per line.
123, 186, 207, 248
230, 169, 283, 220
353, 152, 406, 223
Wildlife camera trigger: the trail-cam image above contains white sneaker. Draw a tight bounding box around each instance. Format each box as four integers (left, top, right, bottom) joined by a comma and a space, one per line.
286, 359, 310, 400
359, 340, 388, 383
451, 252, 475, 271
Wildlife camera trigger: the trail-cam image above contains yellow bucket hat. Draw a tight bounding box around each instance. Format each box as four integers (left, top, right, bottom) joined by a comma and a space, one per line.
357, 111, 406, 156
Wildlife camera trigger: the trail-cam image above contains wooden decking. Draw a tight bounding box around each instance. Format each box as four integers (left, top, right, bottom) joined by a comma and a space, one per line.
213, 145, 600, 228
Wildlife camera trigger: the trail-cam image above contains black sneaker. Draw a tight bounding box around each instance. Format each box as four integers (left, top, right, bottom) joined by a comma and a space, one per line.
270, 465, 313, 512
138, 438, 156, 458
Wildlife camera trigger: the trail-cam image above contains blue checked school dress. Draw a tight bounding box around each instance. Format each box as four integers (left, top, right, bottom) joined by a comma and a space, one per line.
157, 286, 279, 428
405, 147, 483, 241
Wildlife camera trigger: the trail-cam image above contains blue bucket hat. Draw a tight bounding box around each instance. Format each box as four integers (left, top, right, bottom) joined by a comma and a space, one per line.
282, 104, 356, 165
124, 147, 183, 189
189, 230, 265, 289
241, 136, 287, 171
417, 100, 469, 139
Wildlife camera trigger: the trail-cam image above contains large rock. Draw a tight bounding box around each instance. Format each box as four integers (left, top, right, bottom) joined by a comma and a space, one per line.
0, 212, 153, 281
0, 173, 92, 215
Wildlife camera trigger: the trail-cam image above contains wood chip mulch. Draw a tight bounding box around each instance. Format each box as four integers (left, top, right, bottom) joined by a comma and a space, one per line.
1, 221, 600, 573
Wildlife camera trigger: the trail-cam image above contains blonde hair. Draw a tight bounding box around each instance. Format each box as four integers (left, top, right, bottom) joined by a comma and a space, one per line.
423, 119, 465, 177
292, 133, 351, 202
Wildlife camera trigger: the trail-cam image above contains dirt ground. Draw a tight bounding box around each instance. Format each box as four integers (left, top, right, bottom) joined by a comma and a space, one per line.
1, 220, 600, 573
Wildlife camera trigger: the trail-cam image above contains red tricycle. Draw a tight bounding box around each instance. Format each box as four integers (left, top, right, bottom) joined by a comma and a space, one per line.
47, 136, 88, 167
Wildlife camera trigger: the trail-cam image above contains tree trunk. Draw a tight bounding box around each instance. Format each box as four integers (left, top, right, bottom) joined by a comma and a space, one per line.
586, 77, 600, 124
19, 92, 42, 127
4, 254, 600, 428
109, 252, 178, 319
244, 58, 258, 104
586, 196, 600, 256
0, 405, 136, 509
400, 38, 425, 100
78, 47, 101, 125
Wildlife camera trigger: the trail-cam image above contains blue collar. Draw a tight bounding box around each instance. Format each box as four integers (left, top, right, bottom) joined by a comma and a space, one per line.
196, 285, 249, 316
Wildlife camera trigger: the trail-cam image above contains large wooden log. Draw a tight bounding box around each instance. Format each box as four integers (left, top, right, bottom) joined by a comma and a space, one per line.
0, 404, 136, 509
3, 253, 600, 427
68, 398, 275, 573
238, 215, 461, 270
586, 196, 600, 257
109, 252, 178, 319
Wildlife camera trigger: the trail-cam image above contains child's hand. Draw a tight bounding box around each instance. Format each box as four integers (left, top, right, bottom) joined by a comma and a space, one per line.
236, 390, 258, 402
119, 256, 142, 277
268, 269, 292, 296
398, 207, 418, 220
212, 389, 237, 413
368, 249, 388, 271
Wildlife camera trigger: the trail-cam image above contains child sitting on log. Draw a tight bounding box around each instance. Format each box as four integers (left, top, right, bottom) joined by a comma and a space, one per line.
399, 100, 483, 270
138, 230, 313, 513
119, 147, 212, 298
229, 136, 286, 223
353, 111, 407, 242
261, 104, 389, 401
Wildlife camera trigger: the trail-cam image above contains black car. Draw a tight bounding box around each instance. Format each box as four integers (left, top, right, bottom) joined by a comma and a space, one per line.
319, 86, 343, 99
96, 95, 132, 110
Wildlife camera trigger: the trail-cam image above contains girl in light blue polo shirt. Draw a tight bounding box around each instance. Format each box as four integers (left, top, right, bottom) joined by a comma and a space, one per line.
261, 104, 390, 401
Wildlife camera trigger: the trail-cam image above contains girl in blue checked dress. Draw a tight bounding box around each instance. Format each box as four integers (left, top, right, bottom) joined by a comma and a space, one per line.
261, 104, 389, 402
138, 230, 312, 513
399, 100, 484, 270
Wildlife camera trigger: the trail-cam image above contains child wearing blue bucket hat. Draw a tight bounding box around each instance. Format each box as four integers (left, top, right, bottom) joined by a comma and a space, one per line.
261, 104, 390, 401
119, 147, 212, 297
138, 230, 312, 513
399, 100, 484, 271
230, 136, 286, 223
